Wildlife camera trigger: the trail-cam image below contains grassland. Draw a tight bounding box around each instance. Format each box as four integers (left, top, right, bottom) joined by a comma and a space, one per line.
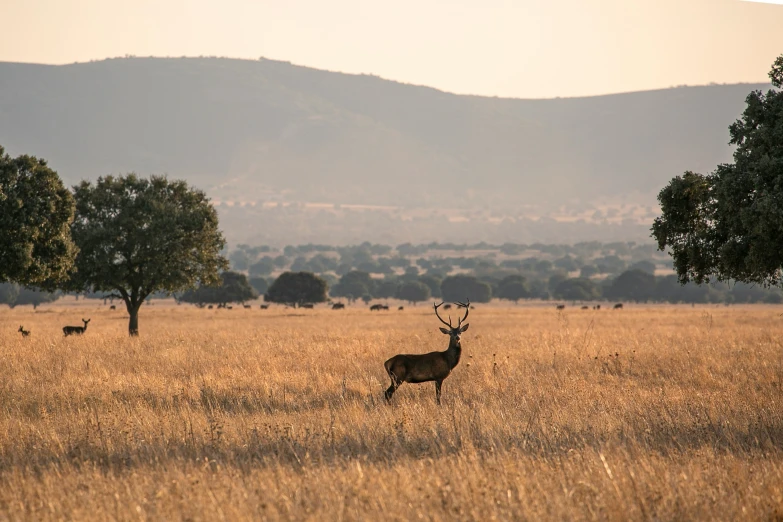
1, 303, 782, 521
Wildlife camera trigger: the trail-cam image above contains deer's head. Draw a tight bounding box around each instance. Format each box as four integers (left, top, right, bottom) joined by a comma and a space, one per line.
434, 300, 470, 343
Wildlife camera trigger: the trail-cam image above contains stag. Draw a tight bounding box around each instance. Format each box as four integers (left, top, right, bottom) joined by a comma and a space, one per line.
18, 326, 30, 337
63, 318, 90, 336
384, 299, 470, 405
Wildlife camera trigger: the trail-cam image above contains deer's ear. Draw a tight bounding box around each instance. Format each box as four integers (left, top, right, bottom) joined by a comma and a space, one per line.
460, 323, 469, 332
439, 327, 450, 334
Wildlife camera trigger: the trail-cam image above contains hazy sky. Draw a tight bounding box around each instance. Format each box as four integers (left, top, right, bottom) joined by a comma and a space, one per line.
2, 0, 781, 98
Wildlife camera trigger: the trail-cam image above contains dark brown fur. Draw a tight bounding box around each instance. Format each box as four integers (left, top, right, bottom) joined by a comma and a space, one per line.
384, 301, 469, 405
63, 318, 90, 336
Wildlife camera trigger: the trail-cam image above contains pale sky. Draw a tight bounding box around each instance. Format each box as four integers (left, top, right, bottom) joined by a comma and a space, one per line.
1, 0, 781, 98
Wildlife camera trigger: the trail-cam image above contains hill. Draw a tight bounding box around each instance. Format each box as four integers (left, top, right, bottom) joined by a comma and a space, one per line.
0, 57, 771, 244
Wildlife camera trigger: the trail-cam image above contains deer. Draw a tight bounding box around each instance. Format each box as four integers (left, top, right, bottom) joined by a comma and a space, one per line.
63, 318, 90, 336
18, 326, 30, 337
332, 302, 346, 310
384, 299, 470, 405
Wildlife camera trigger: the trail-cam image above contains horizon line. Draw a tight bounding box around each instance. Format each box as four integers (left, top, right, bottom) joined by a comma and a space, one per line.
0, 54, 773, 101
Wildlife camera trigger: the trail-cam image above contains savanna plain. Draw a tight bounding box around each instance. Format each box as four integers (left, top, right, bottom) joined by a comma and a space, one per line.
1, 303, 782, 521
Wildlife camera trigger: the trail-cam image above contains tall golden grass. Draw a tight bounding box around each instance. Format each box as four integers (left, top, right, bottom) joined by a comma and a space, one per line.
1, 303, 782, 521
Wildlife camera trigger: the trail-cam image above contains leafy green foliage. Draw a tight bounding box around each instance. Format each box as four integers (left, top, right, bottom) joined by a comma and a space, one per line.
0, 283, 20, 306
0, 146, 77, 287
331, 271, 375, 301
418, 275, 442, 298
265, 272, 328, 307
553, 278, 601, 301
440, 275, 492, 303
0, 283, 57, 309
248, 277, 270, 295
249, 257, 275, 277
653, 55, 783, 286
396, 281, 431, 304
375, 280, 399, 299
496, 275, 529, 302
605, 269, 657, 302
180, 271, 257, 306
70, 174, 227, 335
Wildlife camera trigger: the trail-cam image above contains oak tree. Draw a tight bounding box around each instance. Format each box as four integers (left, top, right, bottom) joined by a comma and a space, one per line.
0, 146, 77, 287
653, 56, 783, 286
70, 174, 227, 335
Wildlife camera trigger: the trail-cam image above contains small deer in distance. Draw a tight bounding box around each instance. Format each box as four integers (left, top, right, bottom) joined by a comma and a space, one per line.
384, 299, 470, 405
18, 326, 30, 337
63, 318, 90, 336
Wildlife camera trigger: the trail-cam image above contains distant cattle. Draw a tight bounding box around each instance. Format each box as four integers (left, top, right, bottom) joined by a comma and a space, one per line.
301, 303, 314, 309
398, 306, 404, 311
581, 306, 589, 310
593, 305, 601, 310
556, 304, 565, 310
442, 304, 452, 310
109, 305, 116, 310
370, 304, 389, 311
226, 306, 233, 310
613, 303, 623, 309
260, 304, 269, 309
208, 305, 214, 309
332, 303, 346, 310
243, 304, 251, 309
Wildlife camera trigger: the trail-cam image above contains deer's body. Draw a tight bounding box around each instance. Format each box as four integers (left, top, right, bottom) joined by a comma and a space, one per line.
18, 326, 30, 337
63, 318, 90, 336
384, 300, 469, 405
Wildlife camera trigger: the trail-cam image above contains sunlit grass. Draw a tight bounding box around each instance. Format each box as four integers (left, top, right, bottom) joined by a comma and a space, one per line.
1, 303, 782, 520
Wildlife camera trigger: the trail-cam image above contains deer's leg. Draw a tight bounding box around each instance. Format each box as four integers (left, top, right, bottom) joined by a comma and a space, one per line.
435, 380, 443, 405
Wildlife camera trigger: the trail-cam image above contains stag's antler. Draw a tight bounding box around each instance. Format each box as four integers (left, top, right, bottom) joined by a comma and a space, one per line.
454, 298, 470, 327
434, 301, 453, 328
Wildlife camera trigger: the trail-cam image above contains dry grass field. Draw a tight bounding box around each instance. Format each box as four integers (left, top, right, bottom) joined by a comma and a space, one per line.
1, 303, 782, 521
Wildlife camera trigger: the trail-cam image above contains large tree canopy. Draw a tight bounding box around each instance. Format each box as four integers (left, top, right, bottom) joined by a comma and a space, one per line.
652, 55, 783, 286
70, 174, 228, 335
265, 271, 328, 307
179, 271, 257, 307
0, 146, 77, 287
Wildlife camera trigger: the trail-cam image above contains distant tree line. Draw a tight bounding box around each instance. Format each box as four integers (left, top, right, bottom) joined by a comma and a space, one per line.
235, 268, 783, 306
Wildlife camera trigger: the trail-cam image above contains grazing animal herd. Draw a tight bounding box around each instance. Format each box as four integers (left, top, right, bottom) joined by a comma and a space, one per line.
556, 303, 618, 310
11, 298, 627, 404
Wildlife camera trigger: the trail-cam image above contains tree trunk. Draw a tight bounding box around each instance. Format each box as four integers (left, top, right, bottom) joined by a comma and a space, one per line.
128, 306, 140, 336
